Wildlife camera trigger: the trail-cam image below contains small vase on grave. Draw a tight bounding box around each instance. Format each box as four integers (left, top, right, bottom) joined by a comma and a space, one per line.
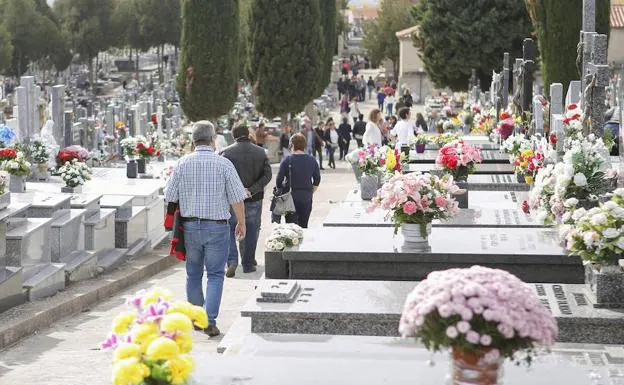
127, 159, 138, 179
61, 185, 83, 194
9, 175, 26, 193
137, 157, 147, 174
415, 144, 426, 153
360, 173, 378, 200
401, 222, 432, 249
451, 348, 503, 385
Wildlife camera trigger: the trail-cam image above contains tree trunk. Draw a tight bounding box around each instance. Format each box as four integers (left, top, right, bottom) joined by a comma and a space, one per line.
89, 57, 94, 89
135, 51, 140, 85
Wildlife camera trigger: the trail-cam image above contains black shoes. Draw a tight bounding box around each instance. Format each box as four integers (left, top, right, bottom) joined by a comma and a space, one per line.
204, 325, 220, 337
243, 266, 257, 274
226, 265, 236, 278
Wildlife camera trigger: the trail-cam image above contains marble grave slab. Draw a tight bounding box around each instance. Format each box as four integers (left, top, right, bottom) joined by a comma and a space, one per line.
409, 149, 509, 164
407, 163, 514, 175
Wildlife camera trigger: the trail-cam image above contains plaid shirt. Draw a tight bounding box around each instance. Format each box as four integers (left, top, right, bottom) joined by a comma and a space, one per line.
164, 146, 246, 220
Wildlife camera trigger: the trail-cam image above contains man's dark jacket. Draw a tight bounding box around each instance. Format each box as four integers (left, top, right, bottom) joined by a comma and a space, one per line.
221, 138, 272, 202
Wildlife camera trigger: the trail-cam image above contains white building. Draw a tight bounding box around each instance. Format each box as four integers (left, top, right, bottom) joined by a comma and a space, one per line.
395, 25, 433, 103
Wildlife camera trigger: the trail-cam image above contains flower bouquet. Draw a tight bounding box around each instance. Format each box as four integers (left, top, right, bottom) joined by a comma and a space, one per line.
496, 118, 516, 141
354, 145, 385, 200
137, 142, 159, 159
558, 190, 624, 306
0, 170, 11, 209
265, 223, 304, 251
368, 172, 460, 246
30, 139, 51, 180
59, 159, 92, 192
399, 266, 558, 384
380, 147, 404, 174
436, 140, 482, 182
56, 145, 90, 166
410, 134, 431, 153
101, 287, 207, 385
433, 133, 461, 148
501, 134, 531, 163
0, 125, 16, 147
513, 149, 544, 185
0, 148, 31, 192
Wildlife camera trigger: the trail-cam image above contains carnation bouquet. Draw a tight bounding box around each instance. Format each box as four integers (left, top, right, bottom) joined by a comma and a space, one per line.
265, 223, 304, 251
101, 287, 207, 385
0, 148, 31, 177
513, 149, 544, 184
435, 140, 482, 182
501, 134, 531, 163
354, 144, 384, 174
368, 172, 460, 237
399, 266, 558, 366
137, 142, 160, 159
57, 145, 90, 166
558, 189, 624, 265
58, 159, 92, 187
120, 137, 141, 158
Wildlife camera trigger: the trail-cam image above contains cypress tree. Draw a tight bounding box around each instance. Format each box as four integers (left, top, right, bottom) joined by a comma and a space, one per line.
526, 0, 611, 92
317, 0, 338, 96
250, 0, 324, 118
176, 0, 239, 121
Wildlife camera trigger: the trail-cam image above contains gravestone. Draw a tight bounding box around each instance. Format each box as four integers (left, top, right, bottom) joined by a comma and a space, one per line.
502, 52, 510, 108
566, 80, 582, 106
21, 76, 38, 138
620, 70, 624, 187
15, 87, 29, 140
512, 58, 523, 113
72, 122, 83, 145
533, 96, 544, 135
583, 0, 596, 32
585, 34, 609, 136
552, 114, 566, 161
550, 83, 564, 121
521, 39, 536, 113
63, 112, 73, 147
51, 85, 65, 146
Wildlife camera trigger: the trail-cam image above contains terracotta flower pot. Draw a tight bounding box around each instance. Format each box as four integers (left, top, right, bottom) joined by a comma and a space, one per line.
452, 348, 503, 385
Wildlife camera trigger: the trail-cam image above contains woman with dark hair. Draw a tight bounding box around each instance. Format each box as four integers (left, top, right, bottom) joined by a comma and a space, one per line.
416, 112, 428, 132
274, 133, 321, 228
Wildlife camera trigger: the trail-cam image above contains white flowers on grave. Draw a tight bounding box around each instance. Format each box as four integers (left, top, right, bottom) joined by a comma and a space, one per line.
58, 159, 92, 188
265, 224, 304, 251
0, 171, 9, 195
120, 135, 149, 159
529, 107, 616, 225
501, 134, 531, 162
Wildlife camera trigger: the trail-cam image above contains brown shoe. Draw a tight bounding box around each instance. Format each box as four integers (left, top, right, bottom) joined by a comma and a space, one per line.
226, 265, 236, 278
204, 325, 220, 337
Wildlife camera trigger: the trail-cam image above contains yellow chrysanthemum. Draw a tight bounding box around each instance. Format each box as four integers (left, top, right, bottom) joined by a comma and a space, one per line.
112, 311, 137, 335
131, 323, 160, 353
190, 306, 208, 329
146, 337, 181, 361
174, 332, 193, 353
166, 354, 195, 385
160, 313, 193, 333
113, 343, 141, 362
143, 287, 173, 306
112, 357, 150, 385
167, 301, 195, 319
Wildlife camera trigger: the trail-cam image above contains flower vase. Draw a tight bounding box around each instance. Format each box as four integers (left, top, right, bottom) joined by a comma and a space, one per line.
360, 173, 379, 200
401, 222, 432, 249
451, 348, 503, 385
127, 159, 138, 179
351, 163, 362, 183
0, 191, 11, 210
584, 263, 624, 308
61, 185, 83, 194
137, 158, 147, 174
32, 163, 49, 181
9, 175, 26, 193
455, 182, 469, 209
415, 144, 426, 153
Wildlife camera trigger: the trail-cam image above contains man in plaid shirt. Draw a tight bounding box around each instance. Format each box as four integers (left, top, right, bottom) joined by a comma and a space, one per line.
164, 121, 246, 337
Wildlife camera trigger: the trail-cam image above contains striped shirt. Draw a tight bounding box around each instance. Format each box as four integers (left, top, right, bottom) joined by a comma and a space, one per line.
164, 146, 246, 220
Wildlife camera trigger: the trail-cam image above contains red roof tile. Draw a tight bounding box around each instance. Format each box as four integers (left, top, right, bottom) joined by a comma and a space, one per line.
612, 5, 624, 28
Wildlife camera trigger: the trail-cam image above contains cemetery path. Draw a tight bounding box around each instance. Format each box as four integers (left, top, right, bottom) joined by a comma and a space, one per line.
0, 102, 377, 384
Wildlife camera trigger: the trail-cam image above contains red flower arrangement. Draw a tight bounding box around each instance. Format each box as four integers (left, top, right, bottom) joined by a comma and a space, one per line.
522, 200, 530, 214
549, 133, 557, 146
496, 118, 515, 141
435, 140, 482, 182
136, 142, 159, 158
499, 112, 510, 120
0, 148, 17, 161
56, 146, 89, 165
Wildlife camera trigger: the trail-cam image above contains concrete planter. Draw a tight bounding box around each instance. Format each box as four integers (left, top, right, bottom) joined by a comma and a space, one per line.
360, 173, 378, 201
0, 191, 11, 210
455, 182, 469, 209
61, 185, 83, 194
127, 160, 138, 179
9, 175, 26, 193
585, 263, 624, 308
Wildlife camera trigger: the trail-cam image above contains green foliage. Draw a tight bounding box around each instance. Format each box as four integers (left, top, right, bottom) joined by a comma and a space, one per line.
412, 0, 532, 90
111, 0, 149, 51
239, 0, 253, 80
177, 0, 240, 121
0, 24, 12, 74
317, 0, 338, 96
250, 0, 324, 118
526, 0, 611, 92
362, 0, 414, 73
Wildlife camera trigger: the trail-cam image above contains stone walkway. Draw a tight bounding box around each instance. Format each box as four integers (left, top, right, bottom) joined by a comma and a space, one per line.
0, 100, 382, 383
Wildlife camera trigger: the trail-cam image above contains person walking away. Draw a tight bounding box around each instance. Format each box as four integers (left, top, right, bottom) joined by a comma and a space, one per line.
363, 109, 384, 147
392, 108, 420, 157
279, 125, 292, 158
302, 118, 315, 155
221, 124, 272, 277
416, 112, 429, 132
313, 122, 326, 170
337, 77, 346, 100
340, 95, 350, 115
338, 117, 352, 160
358, 76, 367, 102
353, 114, 367, 148
275, 133, 321, 228
385, 93, 395, 117
403, 90, 414, 109
255, 123, 267, 148
214, 126, 228, 153
367, 76, 375, 100
377, 89, 386, 113
349, 98, 361, 126
324, 121, 339, 169
341, 60, 350, 76
164, 121, 246, 337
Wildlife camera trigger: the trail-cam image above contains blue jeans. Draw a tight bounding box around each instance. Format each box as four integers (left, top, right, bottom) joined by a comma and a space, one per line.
387, 104, 394, 116
227, 200, 263, 271
183, 220, 230, 326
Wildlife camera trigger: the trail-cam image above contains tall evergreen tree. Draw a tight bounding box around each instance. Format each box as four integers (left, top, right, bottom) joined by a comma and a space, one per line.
526, 0, 611, 92
176, 0, 240, 121
412, 0, 532, 90
317, 0, 338, 96
250, 0, 324, 118
0, 24, 13, 75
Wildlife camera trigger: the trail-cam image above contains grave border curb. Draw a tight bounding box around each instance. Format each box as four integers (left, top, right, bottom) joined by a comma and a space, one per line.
0, 248, 179, 350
